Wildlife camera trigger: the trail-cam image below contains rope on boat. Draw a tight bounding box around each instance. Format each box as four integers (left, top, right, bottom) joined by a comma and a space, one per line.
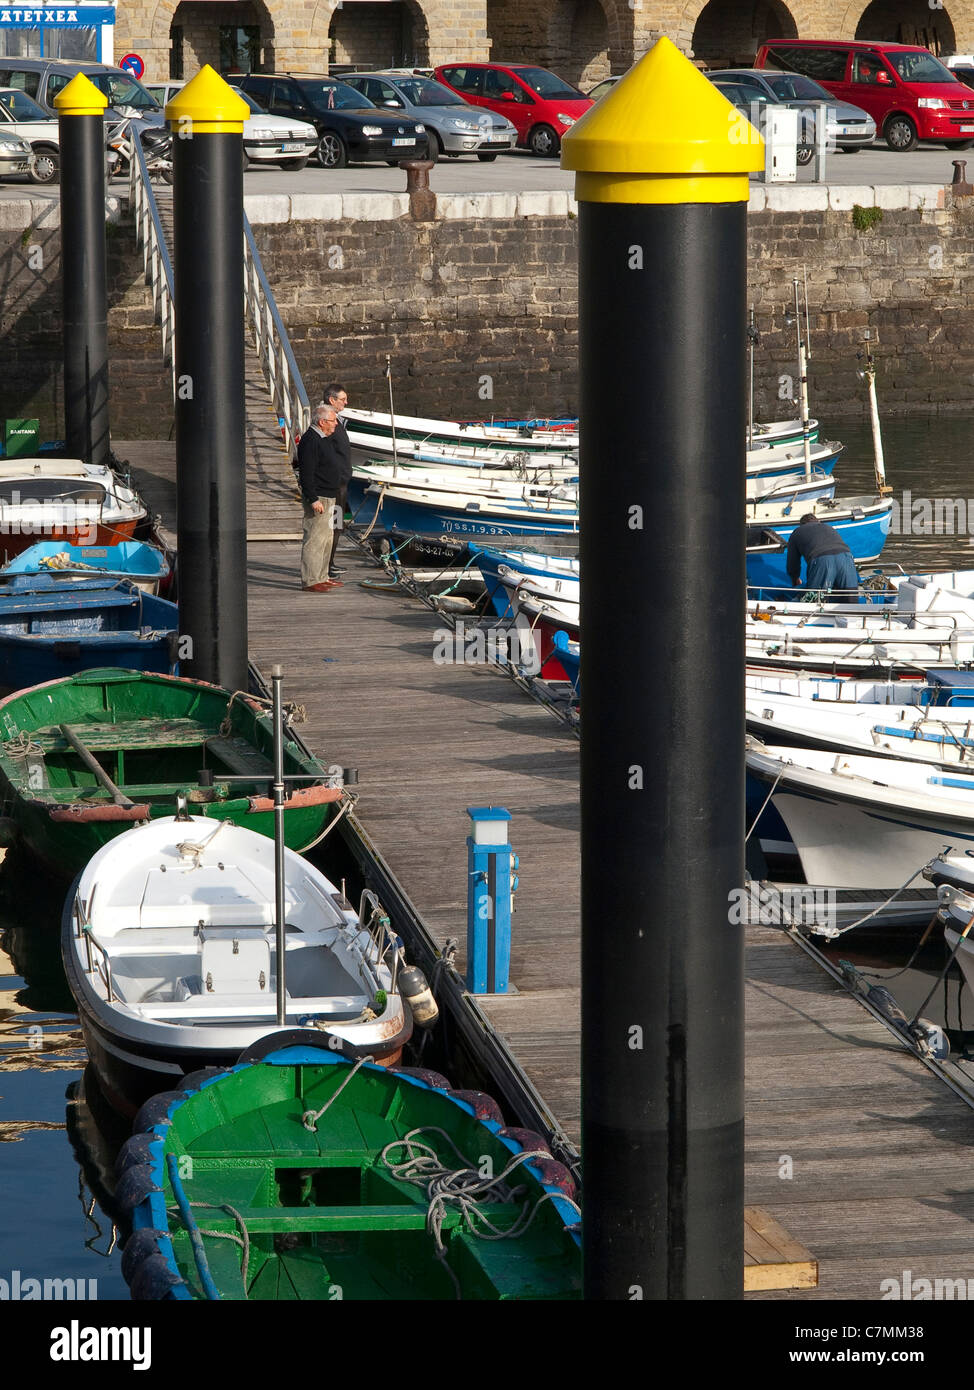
3, 731, 43, 759
356, 484, 388, 544
791, 866, 927, 939
745, 769, 784, 843
294, 791, 356, 855
218, 690, 307, 737
909, 905, 974, 1027
302, 1053, 375, 1131
165, 1153, 221, 1301
167, 1200, 252, 1298
379, 1126, 582, 1300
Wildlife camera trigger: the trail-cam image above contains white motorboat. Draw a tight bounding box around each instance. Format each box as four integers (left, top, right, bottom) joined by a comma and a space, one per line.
62, 815, 413, 1116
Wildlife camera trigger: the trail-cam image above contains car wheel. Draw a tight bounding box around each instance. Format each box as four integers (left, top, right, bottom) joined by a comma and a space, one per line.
529, 124, 559, 157
945, 139, 974, 150
318, 132, 347, 168
477, 151, 498, 161
884, 114, 918, 152
424, 131, 441, 164
278, 156, 309, 170
29, 145, 58, 184
796, 143, 815, 166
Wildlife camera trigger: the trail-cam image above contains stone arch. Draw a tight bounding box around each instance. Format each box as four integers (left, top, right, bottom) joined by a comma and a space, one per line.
168, 0, 277, 77
547, 0, 613, 86
852, 0, 955, 55
689, 0, 799, 68
320, 0, 432, 69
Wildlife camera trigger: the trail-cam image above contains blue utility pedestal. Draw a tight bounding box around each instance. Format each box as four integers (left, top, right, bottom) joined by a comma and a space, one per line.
466, 807, 518, 994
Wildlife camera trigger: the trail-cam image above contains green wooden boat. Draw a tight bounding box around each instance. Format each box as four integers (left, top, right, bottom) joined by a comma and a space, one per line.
0, 668, 342, 875
117, 1045, 581, 1300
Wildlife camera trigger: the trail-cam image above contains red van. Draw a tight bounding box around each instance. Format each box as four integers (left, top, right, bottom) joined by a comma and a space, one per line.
755, 39, 974, 150
432, 62, 592, 156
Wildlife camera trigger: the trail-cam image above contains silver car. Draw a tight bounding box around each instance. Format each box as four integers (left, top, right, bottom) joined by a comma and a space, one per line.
710, 69, 877, 159
0, 87, 59, 183
0, 130, 32, 180
344, 72, 516, 160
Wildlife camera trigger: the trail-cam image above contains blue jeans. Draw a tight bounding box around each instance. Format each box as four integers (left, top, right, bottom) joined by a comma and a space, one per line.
806, 551, 860, 593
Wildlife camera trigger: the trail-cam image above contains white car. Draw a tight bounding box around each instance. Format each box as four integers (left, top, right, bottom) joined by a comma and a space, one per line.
145, 80, 317, 170
0, 87, 59, 183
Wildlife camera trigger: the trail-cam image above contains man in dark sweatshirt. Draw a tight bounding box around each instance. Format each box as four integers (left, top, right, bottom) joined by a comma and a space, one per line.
786, 513, 860, 594
297, 404, 344, 591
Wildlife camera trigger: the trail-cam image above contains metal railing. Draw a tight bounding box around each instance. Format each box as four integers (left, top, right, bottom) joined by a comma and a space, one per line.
128, 141, 310, 446
129, 134, 176, 401
243, 219, 311, 455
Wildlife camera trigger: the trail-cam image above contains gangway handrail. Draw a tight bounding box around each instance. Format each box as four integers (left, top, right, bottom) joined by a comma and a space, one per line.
242, 216, 311, 456
129, 132, 176, 402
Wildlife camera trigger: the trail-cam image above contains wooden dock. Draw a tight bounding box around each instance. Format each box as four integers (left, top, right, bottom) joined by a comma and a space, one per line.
119, 435, 974, 1299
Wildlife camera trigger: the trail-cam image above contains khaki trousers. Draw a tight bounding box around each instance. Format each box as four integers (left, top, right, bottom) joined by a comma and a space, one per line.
301, 500, 335, 587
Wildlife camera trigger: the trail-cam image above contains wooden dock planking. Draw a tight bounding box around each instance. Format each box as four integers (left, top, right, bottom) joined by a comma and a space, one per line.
118, 431, 974, 1298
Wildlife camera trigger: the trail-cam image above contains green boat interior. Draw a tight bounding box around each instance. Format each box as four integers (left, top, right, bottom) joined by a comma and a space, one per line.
154, 1062, 581, 1300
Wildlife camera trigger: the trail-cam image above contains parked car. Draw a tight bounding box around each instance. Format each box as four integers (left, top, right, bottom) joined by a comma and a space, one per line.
432, 62, 592, 156
146, 80, 317, 170
0, 130, 32, 181
950, 66, 974, 92
709, 69, 876, 158
234, 73, 429, 167
755, 39, 974, 150
0, 59, 163, 124
0, 86, 60, 183
343, 71, 516, 160
586, 76, 618, 102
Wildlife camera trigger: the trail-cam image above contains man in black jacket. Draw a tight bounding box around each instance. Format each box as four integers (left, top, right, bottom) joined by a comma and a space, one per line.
786, 513, 860, 593
322, 383, 352, 579
297, 404, 344, 591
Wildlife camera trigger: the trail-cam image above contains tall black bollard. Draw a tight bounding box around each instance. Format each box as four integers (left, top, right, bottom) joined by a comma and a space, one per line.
562, 37, 763, 1299
167, 68, 250, 691
54, 75, 110, 470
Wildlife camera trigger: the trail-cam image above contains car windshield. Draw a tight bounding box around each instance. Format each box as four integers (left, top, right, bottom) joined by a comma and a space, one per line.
511, 67, 583, 100
715, 83, 769, 104
763, 73, 830, 101
91, 72, 161, 111
0, 88, 48, 120
298, 79, 373, 111
233, 89, 267, 114
886, 50, 958, 83
392, 77, 465, 106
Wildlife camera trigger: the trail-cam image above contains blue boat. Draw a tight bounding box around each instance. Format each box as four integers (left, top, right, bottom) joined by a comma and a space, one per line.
0, 575, 178, 689
3, 541, 170, 594
746, 499, 893, 596
551, 630, 580, 695
467, 544, 580, 619
356, 482, 579, 551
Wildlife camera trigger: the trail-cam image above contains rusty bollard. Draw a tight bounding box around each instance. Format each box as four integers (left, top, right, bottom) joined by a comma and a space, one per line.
951, 159, 973, 196
401, 159, 436, 221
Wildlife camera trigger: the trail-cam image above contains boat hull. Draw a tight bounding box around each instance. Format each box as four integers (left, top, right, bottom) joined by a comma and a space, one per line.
746, 504, 893, 594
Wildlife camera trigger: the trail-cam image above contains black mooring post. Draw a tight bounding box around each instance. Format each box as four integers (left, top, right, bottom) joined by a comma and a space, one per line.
54, 75, 110, 470
167, 67, 250, 691
562, 37, 763, 1299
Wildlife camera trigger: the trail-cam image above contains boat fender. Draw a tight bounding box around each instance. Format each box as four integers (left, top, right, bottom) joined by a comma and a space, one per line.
399, 966, 439, 1029
391, 1065, 451, 1090
129, 1252, 187, 1302
115, 1133, 157, 1177
178, 1065, 231, 1093
497, 1126, 552, 1158
446, 1089, 504, 1125
120, 1228, 171, 1287
863, 986, 949, 1058
114, 1162, 163, 1215
0, 816, 18, 846
909, 1019, 950, 1061
520, 1156, 577, 1200
132, 1090, 191, 1135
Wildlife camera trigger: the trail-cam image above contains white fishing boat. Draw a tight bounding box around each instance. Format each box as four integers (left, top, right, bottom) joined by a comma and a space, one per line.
62, 815, 413, 1116
746, 739, 974, 889
0, 458, 147, 561
923, 851, 974, 992
745, 672, 974, 765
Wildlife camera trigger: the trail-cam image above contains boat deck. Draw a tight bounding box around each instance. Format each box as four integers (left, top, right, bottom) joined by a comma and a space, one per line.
120, 438, 974, 1299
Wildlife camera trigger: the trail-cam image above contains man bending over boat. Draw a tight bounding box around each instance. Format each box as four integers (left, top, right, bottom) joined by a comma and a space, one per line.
297, 404, 344, 592
786, 513, 860, 595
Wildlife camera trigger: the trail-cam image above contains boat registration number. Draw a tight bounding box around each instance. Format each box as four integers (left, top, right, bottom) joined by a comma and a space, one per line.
281, 141, 304, 152
392, 138, 414, 146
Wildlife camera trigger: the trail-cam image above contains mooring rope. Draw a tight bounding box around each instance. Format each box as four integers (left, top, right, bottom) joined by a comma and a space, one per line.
167, 1199, 252, 1297
301, 1053, 375, 1131
379, 1126, 581, 1300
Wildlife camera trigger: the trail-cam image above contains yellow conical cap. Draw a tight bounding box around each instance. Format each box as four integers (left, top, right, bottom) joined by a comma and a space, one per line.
562, 36, 764, 204
166, 65, 250, 132
53, 73, 108, 117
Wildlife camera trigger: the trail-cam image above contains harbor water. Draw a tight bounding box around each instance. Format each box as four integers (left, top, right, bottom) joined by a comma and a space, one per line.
4, 410, 974, 1297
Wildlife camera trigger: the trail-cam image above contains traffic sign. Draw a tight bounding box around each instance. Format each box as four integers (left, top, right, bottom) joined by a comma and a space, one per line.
119, 53, 145, 80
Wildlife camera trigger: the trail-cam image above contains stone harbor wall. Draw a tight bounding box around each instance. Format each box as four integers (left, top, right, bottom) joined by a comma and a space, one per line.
4, 183, 974, 444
